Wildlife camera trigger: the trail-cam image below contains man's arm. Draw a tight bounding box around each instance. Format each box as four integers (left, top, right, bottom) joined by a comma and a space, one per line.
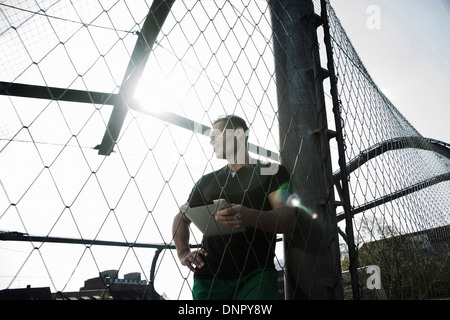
215, 190, 301, 234
172, 206, 207, 271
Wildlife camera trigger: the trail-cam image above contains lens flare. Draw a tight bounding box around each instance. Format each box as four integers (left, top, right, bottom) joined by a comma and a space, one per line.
274, 183, 318, 220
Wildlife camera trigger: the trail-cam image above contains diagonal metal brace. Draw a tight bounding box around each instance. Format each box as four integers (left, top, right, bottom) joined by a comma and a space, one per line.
96, 0, 175, 156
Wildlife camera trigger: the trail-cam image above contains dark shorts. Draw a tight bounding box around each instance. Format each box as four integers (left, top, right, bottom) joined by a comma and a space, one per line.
192, 268, 279, 300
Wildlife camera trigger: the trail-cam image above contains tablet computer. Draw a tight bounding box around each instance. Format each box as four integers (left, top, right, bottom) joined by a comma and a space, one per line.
180, 199, 246, 237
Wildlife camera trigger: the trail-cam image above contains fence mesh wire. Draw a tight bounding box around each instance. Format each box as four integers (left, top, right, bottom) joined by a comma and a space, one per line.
326, 4, 450, 299
0, 0, 448, 300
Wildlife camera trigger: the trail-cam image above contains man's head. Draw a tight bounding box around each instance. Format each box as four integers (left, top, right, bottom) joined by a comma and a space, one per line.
212, 115, 249, 133
209, 115, 249, 161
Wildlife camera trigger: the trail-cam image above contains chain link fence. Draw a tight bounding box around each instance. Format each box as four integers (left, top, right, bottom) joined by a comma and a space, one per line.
325, 3, 450, 299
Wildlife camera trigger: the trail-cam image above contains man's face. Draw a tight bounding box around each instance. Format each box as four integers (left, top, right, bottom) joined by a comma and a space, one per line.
209, 121, 228, 159
209, 121, 245, 161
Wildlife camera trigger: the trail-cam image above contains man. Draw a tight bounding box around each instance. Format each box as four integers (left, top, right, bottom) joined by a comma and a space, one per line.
172, 115, 297, 300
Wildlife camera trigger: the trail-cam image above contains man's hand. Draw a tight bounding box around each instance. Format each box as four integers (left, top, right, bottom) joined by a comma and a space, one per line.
215, 204, 249, 229
179, 249, 207, 272
216, 199, 298, 234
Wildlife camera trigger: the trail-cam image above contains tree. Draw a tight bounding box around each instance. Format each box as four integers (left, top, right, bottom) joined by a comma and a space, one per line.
342, 216, 449, 299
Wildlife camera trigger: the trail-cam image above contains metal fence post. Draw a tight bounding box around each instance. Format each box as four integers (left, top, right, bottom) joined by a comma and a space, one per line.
269, 0, 343, 299
319, 0, 361, 300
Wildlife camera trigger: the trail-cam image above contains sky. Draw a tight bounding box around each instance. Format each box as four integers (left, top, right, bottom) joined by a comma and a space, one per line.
331, 0, 450, 144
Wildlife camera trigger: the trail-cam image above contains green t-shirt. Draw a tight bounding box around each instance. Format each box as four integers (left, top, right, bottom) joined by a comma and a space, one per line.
187, 161, 291, 279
